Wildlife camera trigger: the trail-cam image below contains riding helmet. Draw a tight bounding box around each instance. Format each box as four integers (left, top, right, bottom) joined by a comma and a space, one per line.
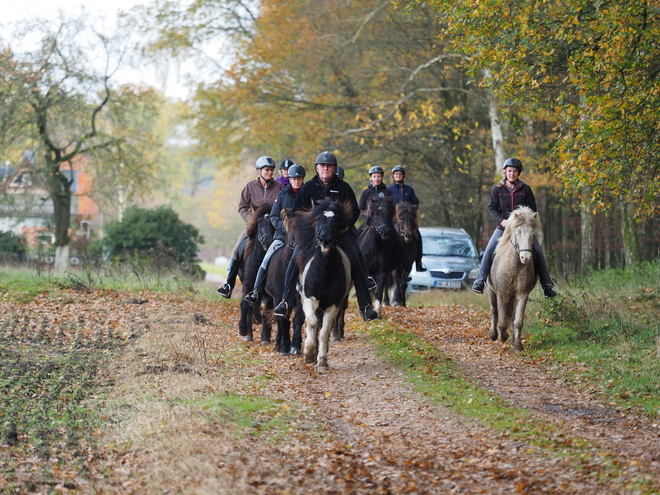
368, 166, 384, 176
280, 159, 294, 170
256, 156, 276, 170
288, 163, 306, 178
502, 157, 523, 172
336, 166, 345, 179
392, 165, 406, 176
315, 151, 337, 166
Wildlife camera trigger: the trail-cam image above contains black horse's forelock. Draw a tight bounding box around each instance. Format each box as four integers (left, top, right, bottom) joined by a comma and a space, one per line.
366, 195, 395, 221
395, 202, 419, 230
292, 199, 353, 250
246, 202, 273, 239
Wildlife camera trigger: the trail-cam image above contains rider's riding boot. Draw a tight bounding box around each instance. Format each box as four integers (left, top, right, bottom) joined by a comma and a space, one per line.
415, 258, 427, 272
472, 278, 485, 294
533, 248, 557, 298
217, 257, 239, 298
274, 301, 290, 318
244, 267, 267, 307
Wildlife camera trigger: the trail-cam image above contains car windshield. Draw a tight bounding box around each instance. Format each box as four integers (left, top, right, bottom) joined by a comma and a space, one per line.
422, 236, 477, 258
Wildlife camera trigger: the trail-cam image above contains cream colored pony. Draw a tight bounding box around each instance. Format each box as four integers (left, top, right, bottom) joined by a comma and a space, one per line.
487, 206, 540, 352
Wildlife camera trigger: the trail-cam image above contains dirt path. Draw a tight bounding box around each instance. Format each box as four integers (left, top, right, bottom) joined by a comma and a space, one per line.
4, 291, 659, 493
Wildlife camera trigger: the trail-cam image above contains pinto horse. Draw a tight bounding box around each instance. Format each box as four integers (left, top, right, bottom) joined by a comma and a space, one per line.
238, 203, 275, 342
293, 199, 353, 371
357, 195, 398, 316
487, 206, 540, 352
391, 202, 421, 307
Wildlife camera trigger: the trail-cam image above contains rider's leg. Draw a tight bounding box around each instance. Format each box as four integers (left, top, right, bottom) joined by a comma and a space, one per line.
217, 232, 248, 298
414, 228, 426, 272
245, 239, 283, 307
533, 239, 557, 298
338, 233, 378, 321
274, 245, 301, 318
472, 229, 503, 294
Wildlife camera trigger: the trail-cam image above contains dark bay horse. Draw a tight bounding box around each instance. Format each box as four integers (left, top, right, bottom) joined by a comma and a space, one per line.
487, 206, 540, 352
264, 209, 305, 355
293, 199, 353, 371
238, 203, 275, 342
358, 195, 398, 316
391, 202, 421, 306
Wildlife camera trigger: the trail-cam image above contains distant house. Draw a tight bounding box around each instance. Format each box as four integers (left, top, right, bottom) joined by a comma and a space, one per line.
0, 153, 100, 251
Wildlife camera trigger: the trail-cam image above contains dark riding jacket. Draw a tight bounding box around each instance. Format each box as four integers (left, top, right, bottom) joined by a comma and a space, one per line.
270, 184, 300, 242
388, 182, 419, 205
293, 175, 360, 227
488, 179, 537, 230
358, 183, 393, 219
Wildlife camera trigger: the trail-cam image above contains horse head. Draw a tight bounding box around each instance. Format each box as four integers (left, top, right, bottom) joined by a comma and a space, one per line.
366, 195, 395, 240
294, 200, 353, 255
502, 206, 539, 265
246, 202, 275, 251
395, 202, 419, 243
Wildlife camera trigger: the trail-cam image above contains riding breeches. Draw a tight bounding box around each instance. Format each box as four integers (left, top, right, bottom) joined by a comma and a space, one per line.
259, 239, 284, 271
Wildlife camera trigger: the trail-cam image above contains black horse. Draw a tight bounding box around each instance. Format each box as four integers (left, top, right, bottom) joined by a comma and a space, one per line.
238, 203, 275, 342
391, 202, 421, 307
293, 199, 353, 371
264, 209, 305, 355
358, 195, 399, 316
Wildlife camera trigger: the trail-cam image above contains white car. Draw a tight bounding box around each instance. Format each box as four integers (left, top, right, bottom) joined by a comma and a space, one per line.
407, 227, 481, 291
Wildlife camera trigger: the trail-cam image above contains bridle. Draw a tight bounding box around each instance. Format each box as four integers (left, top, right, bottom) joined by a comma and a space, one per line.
509, 230, 534, 255
257, 214, 274, 250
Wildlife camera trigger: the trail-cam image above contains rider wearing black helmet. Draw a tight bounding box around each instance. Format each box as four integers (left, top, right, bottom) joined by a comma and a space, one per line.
273, 151, 379, 321
336, 166, 345, 180
358, 165, 393, 217
244, 164, 306, 307
278, 158, 294, 186
388, 165, 426, 273
217, 156, 284, 298
472, 157, 557, 298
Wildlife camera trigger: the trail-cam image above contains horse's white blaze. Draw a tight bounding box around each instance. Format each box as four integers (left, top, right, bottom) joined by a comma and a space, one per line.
323, 211, 335, 218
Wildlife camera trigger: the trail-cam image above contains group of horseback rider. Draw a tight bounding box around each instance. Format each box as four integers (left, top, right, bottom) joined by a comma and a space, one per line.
216, 153, 556, 321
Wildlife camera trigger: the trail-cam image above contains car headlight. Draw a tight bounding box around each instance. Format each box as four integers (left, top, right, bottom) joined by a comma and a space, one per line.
468, 268, 479, 279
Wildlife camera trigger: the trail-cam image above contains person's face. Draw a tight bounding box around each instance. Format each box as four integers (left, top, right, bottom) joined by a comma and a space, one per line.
281, 168, 289, 177
289, 176, 304, 189
504, 167, 520, 183
370, 173, 383, 186
393, 171, 404, 182
261, 167, 275, 180
316, 163, 336, 183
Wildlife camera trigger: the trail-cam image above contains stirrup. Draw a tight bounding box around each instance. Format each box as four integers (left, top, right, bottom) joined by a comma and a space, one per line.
244, 290, 259, 307
366, 276, 377, 291
362, 305, 378, 321
471, 281, 484, 294
274, 301, 290, 318
402, 270, 412, 283
217, 282, 233, 298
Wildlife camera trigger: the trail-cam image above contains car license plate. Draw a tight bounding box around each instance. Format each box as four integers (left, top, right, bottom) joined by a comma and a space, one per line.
434, 280, 462, 289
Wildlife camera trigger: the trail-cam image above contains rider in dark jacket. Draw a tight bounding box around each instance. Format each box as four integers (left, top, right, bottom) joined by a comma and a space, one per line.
244, 164, 306, 307
273, 151, 378, 322
472, 158, 557, 298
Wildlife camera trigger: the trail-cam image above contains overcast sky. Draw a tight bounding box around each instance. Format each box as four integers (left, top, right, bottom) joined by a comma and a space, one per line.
3, 0, 194, 99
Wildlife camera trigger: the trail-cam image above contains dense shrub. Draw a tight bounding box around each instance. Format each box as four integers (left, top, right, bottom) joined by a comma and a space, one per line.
103, 206, 205, 276
0, 231, 27, 262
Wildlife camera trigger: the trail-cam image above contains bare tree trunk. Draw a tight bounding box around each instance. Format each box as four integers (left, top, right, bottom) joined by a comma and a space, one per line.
49, 168, 72, 271
580, 204, 595, 273
620, 200, 641, 266
483, 69, 505, 173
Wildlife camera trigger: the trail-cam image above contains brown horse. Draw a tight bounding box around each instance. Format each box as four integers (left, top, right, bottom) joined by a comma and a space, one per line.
487, 206, 540, 352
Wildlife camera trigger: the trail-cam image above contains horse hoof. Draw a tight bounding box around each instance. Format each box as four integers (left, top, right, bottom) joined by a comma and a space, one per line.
317, 365, 329, 372
290, 347, 301, 356
239, 327, 248, 337
244, 335, 253, 342
513, 345, 523, 353
330, 336, 341, 342
260, 340, 270, 345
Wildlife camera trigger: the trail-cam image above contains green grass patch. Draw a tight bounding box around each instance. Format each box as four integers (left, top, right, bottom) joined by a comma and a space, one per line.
524, 261, 660, 416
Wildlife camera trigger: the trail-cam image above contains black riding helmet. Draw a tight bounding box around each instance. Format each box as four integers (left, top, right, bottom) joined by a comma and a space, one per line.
502, 157, 523, 172
336, 166, 345, 179
256, 156, 276, 170
280, 159, 294, 170
392, 165, 406, 176
368, 166, 384, 176
288, 163, 306, 178
315, 151, 337, 166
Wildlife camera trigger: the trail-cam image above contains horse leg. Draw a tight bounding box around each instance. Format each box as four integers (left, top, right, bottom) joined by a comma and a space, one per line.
497, 296, 513, 343
260, 295, 273, 345
277, 317, 291, 355
373, 273, 388, 317
238, 300, 253, 341
302, 297, 319, 364
317, 306, 340, 372
331, 297, 347, 341
290, 302, 304, 355
512, 295, 529, 352
488, 289, 498, 341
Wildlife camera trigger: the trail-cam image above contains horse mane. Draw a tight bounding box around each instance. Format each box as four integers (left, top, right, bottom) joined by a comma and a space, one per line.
497, 206, 541, 255
365, 195, 395, 223
292, 199, 354, 248
246, 202, 273, 239
395, 202, 419, 229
